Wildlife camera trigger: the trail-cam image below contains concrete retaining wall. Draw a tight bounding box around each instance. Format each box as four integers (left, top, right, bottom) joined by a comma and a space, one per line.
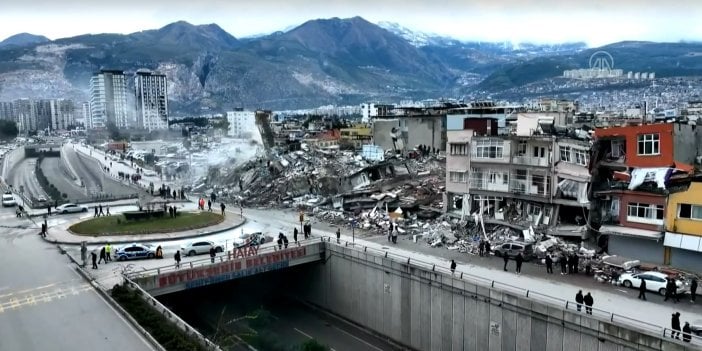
294, 245, 694, 351
2, 147, 24, 181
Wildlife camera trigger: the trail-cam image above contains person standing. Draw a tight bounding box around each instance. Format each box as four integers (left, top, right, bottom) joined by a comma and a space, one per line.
484, 241, 491, 255
91, 251, 98, 269
283, 235, 289, 248
683, 321, 692, 342
575, 290, 584, 312
391, 229, 398, 244
209, 246, 216, 263
584, 292, 594, 315
174, 250, 181, 269
387, 222, 393, 242
691, 278, 698, 303
503, 254, 509, 272
105, 243, 112, 262
98, 246, 106, 264
638, 278, 647, 300
220, 203, 226, 216
515, 252, 524, 275
545, 254, 553, 274
98, 204, 104, 216
106, 205, 110, 216
664, 278, 673, 302
47, 205, 51, 216
207, 200, 212, 212
336, 228, 341, 244
478, 241, 485, 257
671, 312, 681, 339
293, 227, 299, 243
94, 206, 99, 217
450, 259, 457, 275
560, 253, 568, 275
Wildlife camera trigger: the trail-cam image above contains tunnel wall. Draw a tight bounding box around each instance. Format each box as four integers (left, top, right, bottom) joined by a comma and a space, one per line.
293, 245, 693, 351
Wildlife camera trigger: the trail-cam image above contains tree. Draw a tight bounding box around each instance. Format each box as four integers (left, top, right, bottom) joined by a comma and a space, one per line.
0, 120, 18, 139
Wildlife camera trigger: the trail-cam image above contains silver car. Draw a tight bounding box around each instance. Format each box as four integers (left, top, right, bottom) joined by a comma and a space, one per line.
180, 241, 224, 257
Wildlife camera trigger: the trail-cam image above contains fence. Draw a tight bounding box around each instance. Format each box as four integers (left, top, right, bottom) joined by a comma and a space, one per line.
319, 236, 702, 347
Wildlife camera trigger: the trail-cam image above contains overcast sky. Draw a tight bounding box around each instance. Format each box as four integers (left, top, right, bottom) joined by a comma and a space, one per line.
2, 0, 702, 47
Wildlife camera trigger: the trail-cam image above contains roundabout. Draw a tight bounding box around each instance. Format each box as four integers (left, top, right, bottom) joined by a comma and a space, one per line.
68, 211, 224, 236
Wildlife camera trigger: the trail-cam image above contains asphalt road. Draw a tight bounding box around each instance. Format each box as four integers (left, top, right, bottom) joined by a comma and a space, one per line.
6, 157, 48, 201
39, 157, 88, 202
61, 146, 138, 198
0, 207, 154, 351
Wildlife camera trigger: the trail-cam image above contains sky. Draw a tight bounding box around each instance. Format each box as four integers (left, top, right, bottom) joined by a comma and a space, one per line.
2, 0, 702, 47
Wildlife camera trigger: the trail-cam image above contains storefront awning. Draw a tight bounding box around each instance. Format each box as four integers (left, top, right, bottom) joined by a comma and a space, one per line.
664, 232, 702, 252
599, 225, 663, 240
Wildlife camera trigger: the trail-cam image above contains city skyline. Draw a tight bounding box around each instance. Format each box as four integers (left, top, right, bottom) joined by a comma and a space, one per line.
2, 0, 702, 47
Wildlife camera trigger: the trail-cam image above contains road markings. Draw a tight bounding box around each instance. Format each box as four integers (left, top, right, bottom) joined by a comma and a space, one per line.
332, 325, 384, 351
0, 283, 92, 315
294, 327, 313, 339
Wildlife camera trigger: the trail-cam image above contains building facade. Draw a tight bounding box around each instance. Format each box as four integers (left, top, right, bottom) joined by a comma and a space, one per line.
665, 180, 702, 271
90, 69, 129, 129
49, 99, 75, 131
135, 70, 169, 131
226, 109, 256, 138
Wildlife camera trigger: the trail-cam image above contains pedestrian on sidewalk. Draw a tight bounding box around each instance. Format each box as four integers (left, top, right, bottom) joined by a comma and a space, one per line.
98, 204, 103, 216
387, 222, 393, 242
690, 278, 698, 303
503, 254, 509, 272
209, 246, 216, 263
283, 235, 289, 248
515, 252, 523, 275
560, 253, 568, 275
220, 203, 226, 216
484, 241, 491, 255
584, 292, 594, 315
106, 205, 110, 216
450, 259, 457, 275
683, 321, 692, 342
207, 200, 212, 212
40, 222, 47, 238
671, 312, 681, 339
98, 246, 106, 264
336, 228, 341, 244
478, 240, 485, 257
638, 278, 647, 300
391, 229, 398, 244
575, 290, 584, 312
105, 243, 112, 261
174, 250, 181, 269
91, 251, 98, 269
293, 227, 298, 243
94, 206, 98, 217
545, 254, 553, 274
278, 233, 284, 250
47, 205, 51, 216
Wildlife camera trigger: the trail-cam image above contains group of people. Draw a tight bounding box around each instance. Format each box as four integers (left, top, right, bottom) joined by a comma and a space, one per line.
302, 222, 312, 240
277, 233, 290, 249
477, 240, 491, 257
503, 252, 525, 275
574, 290, 595, 315
197, 198, 226, 215
88, 243, 113, 269
671, 311, 694, 342
387, 221, 398, 244
93, 204, 110, 217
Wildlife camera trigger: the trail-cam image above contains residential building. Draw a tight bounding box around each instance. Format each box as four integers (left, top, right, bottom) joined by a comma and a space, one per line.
588, 122, 699, 263
135, 69, 169, 131
13, 98, 36, 133
49, 99, 75, 131
664, 179, 702, 271
90, 69, 129, 129
360, 103, 393, 123
445, 113, 591, 235
304, 129, 341, 149
34, 99, 52, 131
340, 124, 372, 149
226, 109, 256, 138
0, 101, 14, 121
446, 101, 524, 134
372, 106, 446, 153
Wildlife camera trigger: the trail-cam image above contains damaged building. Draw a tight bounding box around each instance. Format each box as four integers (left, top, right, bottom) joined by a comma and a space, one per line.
445, 113, 592, 237
588, 122, 701, 267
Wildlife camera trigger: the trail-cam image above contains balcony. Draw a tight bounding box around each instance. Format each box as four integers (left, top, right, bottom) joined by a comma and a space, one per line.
509, 180, 549, 197
469, 180, 510, 193
511, 155, 550, 167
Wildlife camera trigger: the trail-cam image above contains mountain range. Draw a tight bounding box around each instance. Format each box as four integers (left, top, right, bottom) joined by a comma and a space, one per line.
0, 17, 700, 113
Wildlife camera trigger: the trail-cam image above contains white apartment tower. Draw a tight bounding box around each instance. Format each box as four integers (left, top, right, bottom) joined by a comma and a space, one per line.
49, 99, 75, 130
226, 109, 256, 138
135, 69, 169, 131
90, 70, 129, 129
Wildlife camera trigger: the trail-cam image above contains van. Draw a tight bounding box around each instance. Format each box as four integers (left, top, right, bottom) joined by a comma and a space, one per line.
2, 192, 16, 207
493, 241, 535, 261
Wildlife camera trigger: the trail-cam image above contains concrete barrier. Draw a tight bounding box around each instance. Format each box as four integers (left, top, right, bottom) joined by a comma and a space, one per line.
59, 144, 81, 186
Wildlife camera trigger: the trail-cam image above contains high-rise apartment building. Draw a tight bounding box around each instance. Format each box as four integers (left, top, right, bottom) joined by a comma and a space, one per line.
135, 69, 169, 131
90, 69, 129, 129
226, 109, 256, 137
50, 99, 75, 130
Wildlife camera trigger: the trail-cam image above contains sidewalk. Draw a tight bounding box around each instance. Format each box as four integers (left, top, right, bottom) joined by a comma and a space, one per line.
44, 211, 246, 245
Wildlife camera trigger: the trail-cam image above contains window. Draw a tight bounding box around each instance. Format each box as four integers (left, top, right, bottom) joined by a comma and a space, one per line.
449, 171, 467, 183
533, 146, 545, 158
574, 149, 589, 166
473, 139, 503, 158
449, 143, 468, 155
560, 146, 571, 162
627, 203, 664, 224
678, 204, 702, 220
637, 133, 660, 155
516, 141, 527, 156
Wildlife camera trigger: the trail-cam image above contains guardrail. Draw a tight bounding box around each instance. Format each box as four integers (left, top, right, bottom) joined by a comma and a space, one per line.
321, 236, 701, 347
126, 238, 324, 280
122, 276, 223, 351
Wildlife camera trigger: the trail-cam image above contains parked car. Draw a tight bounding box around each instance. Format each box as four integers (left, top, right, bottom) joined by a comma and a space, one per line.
56, 203, 88, 214
143, 170, 158, 177
617, 271, 688, 296
235, 232, 267, 248
492, 241, 535, 261
690, 320, 702, 336
2, 192, 16, 207
115, 244, 156, 261
180, 241, 224, 257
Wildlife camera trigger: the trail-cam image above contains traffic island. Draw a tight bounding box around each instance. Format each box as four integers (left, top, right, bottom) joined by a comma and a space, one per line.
69, 211, 224, 236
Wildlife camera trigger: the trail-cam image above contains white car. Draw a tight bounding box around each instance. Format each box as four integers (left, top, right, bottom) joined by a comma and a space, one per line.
2, 192, 16, 207
143, 170, 157, 177
618, 271, 687, 296
180, 241, 224, 257
56, 203, 88, 214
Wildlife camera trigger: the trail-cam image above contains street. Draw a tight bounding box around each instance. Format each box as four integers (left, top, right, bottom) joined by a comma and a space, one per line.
0, 206, 154, 351
6, 157, 48, 201
39, 156, 87, 201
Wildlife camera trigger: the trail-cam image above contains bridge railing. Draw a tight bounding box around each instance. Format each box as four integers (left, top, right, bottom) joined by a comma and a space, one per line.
322, 236, 701, 346
126, 238, 324, 280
